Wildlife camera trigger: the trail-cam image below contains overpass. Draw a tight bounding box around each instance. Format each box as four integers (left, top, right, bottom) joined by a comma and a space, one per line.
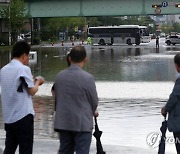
25, 0, 180, 17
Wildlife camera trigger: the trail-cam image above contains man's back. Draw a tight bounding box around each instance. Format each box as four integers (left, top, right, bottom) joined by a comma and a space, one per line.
53, 45, 98, 154
54, 64, 98, 132
0, 59, 34, 123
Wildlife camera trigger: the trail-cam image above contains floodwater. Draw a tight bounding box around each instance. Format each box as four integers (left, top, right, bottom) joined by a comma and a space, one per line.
0, 41, 180, 153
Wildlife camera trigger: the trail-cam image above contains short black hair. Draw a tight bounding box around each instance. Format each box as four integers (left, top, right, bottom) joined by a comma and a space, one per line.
174, 53, 180, 66
69, 46, 86, 63
11, 41, 31, 58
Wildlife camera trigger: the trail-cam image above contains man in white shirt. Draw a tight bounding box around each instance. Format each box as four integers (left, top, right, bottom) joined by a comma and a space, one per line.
0, 41, 44, 154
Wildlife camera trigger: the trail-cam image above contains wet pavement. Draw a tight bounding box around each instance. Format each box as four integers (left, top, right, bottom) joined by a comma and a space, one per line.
0, 130, 173, 154
0, 114, 175, 154
0, 39, 180, 153
0, 142, 174, 154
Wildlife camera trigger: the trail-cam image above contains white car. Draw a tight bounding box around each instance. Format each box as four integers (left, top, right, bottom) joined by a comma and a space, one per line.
18, 35, 24, 41
165, 35, 180, 45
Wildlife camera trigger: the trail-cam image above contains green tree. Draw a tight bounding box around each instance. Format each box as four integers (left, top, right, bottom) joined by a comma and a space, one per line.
161, 23, 173, 34
0, 0, 27, 44
86, 17, 101, 27
86, 16, 155, 27
172, 22, 180, 33
42, 17, 86, 41
96, 16, 123, 26
10, 0, 27, 44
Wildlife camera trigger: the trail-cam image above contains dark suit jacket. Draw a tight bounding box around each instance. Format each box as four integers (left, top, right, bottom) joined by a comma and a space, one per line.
165, 78, 180, 132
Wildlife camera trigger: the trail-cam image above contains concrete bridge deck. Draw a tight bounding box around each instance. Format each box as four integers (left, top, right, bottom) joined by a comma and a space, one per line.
24, 0, 180, 17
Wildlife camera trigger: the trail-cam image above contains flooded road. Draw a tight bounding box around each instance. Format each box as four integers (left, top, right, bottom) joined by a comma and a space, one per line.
0, 39, 180, 153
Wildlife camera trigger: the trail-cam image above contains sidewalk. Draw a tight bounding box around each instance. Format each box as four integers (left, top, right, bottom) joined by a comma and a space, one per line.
0, 139, 159, 154
0, 130, 174, 154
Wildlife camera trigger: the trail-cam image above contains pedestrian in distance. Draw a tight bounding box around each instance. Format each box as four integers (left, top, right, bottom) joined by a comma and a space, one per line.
0, 41, 44, 154
52, 46, 99, 154
156, 36, 159, 49
161, 53, 180, 154
87, 36, 92, 45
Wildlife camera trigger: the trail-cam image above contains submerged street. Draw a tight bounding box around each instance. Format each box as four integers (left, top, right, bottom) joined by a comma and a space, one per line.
0, 38, 180, 153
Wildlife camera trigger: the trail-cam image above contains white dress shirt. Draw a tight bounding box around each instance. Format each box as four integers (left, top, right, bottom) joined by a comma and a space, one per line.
0, 59, 35, 123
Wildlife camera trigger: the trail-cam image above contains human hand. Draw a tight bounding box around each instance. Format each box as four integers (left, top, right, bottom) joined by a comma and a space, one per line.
161, 107, 167, 117
35, 76, 44, 85
94, 110, 99, 117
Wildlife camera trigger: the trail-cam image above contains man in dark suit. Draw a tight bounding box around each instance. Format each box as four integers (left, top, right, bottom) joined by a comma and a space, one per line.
161, 53, 180, 154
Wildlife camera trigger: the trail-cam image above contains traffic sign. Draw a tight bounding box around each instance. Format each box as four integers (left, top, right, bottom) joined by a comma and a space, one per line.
162, 1, 168, 7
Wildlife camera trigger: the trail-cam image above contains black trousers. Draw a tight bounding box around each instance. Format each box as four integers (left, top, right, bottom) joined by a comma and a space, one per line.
3, 114, 34, 154
173, 132, 180, 154
58, 130, 92, 154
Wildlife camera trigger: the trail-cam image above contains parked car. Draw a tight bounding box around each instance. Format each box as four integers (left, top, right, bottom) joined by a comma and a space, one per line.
17, 35, 24, 41
24, 32, 31, 39
165, 35, 180, 45
160, 32, 166, 37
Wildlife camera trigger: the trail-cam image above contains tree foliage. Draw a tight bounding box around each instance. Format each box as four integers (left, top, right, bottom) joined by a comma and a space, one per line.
0, 0, 27, 44
160, 22, 180, 34
172, 22, 180, 33
41, 17, 86, 41
161, 23, 173, 34
10, 0, 26, 33
87, 16, 155, 27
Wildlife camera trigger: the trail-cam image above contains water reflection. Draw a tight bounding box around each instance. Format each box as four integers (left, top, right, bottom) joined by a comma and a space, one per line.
156, 47, 160, 53
0, 45, 178, 82
166, 46, 180, 51
0, 45, 180, 153
127, 48, 132, 56
135, 48, 141, 56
